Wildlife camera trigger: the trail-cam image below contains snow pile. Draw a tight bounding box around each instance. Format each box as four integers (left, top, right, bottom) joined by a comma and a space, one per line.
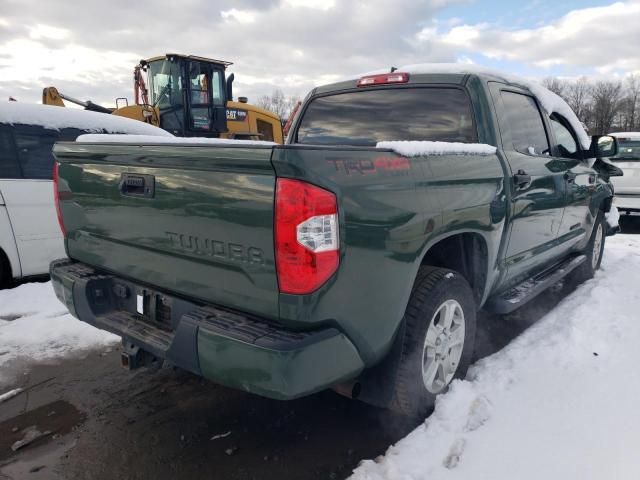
352, 234, 640, 480
377, 141, 496, 157
0, 282, 118, 387
0, 102, 172, 137
360, 63, 591, 150
606, 205, 620, 228
77, 134, 276, 146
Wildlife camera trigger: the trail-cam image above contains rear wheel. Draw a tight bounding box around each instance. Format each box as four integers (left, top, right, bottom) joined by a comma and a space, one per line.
567, 212, 606, 286
390, 267, 476, 419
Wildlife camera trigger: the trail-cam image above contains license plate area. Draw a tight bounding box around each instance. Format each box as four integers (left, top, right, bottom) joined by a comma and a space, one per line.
133, 290, 174, 330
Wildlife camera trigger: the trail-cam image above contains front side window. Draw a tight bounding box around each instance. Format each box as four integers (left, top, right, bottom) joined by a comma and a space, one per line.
550, 116, 581, 160
148, 60, 183, 108
500, 91, 550, 156
295, 87, 475, 146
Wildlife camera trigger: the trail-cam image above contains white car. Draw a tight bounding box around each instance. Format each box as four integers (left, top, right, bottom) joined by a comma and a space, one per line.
0, 102, 171, 287
609, 132, 640, 214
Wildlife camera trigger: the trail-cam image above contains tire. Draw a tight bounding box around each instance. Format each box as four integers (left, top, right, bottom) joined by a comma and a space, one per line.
390, 267, 477, 419
567, 212, 606, 286
0, 250, 10, 289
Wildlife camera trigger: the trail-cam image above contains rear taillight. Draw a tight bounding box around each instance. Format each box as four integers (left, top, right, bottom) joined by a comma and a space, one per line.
275, 178, 339, 295
53, 162, 66, 237
357, 72, 409, 87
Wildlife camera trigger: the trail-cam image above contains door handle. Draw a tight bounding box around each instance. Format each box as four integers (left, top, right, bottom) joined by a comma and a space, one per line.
119, 173, 155, 198
564, 172, 577, 184
513, 170, 531, 188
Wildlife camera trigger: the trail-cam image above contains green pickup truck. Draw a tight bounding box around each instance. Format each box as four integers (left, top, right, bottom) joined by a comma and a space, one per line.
50, 66, 618, 418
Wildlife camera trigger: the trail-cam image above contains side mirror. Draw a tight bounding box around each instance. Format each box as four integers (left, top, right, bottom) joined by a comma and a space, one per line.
589, 135, 618, 158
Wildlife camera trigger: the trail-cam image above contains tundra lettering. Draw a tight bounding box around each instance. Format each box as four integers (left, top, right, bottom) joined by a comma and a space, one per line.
166, 231, 265, 265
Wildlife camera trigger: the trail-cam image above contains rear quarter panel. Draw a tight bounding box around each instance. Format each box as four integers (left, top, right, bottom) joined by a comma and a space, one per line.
272, 145, 506, 365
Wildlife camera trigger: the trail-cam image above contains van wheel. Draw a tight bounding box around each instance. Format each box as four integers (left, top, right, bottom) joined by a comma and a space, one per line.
390, 267, 476, 419
567, 212, 606, 286
0, 250, 10, 288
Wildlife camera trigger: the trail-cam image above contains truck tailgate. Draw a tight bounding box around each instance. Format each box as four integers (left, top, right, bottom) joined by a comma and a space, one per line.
53, 143, 278, 319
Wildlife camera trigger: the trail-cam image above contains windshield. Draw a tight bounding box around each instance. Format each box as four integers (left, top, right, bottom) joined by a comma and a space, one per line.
612, 138, 640, 160
295, 87, 476, 146
148, 59, 183, 108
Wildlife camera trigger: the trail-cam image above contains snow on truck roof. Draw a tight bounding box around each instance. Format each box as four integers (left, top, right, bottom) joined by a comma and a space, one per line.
357, 63, 592, 150
0, 102, 172, 137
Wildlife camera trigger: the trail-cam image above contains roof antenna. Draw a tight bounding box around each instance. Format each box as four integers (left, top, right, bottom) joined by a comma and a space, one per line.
390, 66, 398, 73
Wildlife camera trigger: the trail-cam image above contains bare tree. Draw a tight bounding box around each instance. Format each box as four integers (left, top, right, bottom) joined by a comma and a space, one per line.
591, 80, 623, 135
542, 77, 567, 98
565, 77, 593, 128
621, 73, 640, 130
257, 89, 301, 122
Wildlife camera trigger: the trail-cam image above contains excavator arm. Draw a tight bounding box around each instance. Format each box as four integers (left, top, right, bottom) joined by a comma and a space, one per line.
42, 86, 160, 126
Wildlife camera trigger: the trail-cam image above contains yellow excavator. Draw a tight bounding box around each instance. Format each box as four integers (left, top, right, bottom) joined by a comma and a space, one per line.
43, 53, 284, 143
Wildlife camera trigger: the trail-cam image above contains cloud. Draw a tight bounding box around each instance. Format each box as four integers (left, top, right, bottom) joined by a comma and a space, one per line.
1, 0, 639, 108
0, 0, 464, 104
435, 1, 640, 74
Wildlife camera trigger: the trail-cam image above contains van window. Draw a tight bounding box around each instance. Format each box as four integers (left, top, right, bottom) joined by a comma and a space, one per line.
295, 87, 476, 146
14, 127, 57, 180
0, 128, 22, 178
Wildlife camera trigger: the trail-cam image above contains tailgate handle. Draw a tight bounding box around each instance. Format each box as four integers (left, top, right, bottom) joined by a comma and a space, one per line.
120, 174, 155, 198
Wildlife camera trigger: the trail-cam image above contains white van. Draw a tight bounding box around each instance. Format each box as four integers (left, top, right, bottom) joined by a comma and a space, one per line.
609, 132, 640, 214
0, 102, 171, 286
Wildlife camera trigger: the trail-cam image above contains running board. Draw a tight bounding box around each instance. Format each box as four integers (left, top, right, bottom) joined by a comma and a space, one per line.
485, 255, 586, 314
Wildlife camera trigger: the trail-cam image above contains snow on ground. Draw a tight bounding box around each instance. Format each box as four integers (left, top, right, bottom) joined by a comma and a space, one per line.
351, 234, 640, 480
0, 281, 118, 388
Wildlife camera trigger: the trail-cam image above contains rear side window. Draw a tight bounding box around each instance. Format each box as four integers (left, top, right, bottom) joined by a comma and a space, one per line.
499, 91, 550, 156
295, 87, 475, 146
0, 127, 22, 178
14, 127, 57, 180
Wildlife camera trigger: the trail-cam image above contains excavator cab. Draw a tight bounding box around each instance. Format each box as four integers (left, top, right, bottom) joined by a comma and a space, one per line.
143, 54, 231, 137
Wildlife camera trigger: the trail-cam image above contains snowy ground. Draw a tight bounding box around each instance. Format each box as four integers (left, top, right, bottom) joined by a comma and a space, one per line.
352, 234, 640, 480
1, 236, 639, 479
0, 281, 118, 388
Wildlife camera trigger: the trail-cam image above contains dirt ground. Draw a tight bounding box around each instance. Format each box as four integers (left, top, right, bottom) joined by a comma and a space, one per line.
1, 215, 638, 480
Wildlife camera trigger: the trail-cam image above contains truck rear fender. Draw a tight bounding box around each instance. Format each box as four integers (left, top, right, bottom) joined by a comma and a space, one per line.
418, 231, 490, 305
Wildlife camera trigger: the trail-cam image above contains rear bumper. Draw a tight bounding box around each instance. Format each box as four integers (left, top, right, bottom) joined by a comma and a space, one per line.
614, 194, 640, 212
50, 259, 364, 400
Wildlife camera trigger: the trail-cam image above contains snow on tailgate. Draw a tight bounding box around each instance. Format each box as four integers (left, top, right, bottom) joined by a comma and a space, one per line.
351, 234, 640, 480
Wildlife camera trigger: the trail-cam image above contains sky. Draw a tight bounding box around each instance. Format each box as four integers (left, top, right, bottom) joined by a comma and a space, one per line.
0, 0, 639, 107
